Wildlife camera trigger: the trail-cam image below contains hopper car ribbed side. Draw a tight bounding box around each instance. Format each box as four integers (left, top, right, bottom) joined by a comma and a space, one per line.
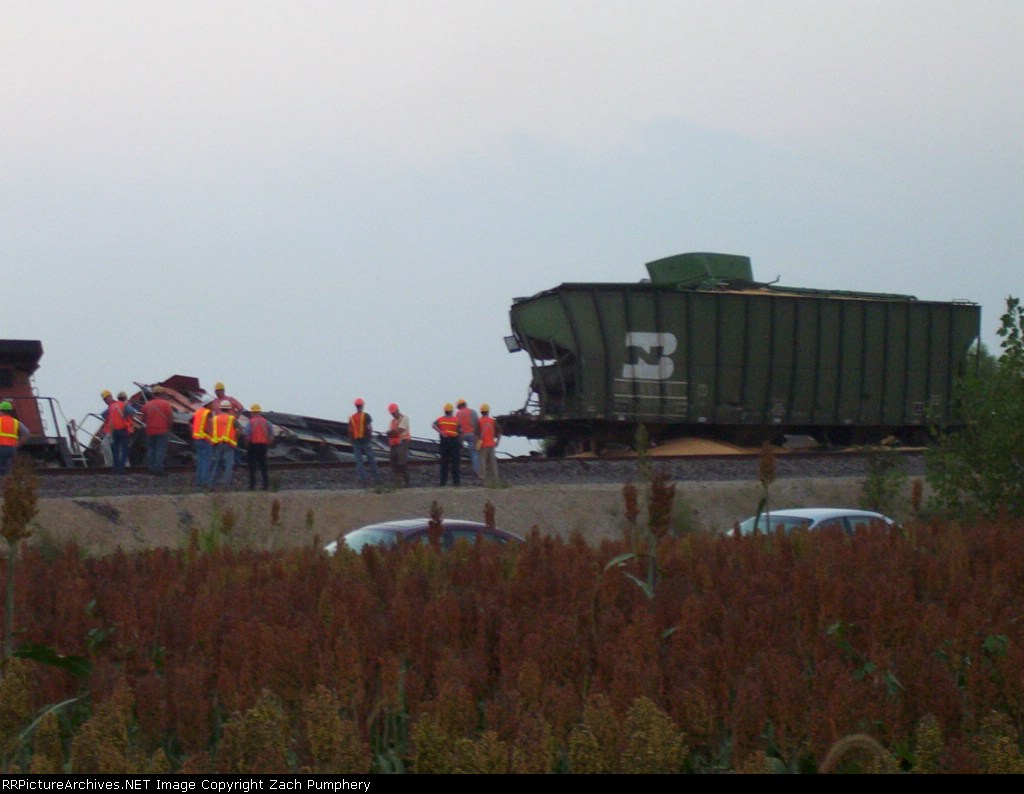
499, 252, 981, 455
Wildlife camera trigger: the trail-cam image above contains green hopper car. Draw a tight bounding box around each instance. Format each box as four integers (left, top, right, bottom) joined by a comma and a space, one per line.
500, 252, 981, 455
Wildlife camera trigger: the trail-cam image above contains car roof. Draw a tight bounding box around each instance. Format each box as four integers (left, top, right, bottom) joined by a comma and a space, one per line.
349, 518, 495, 534
343, 519, 526, 543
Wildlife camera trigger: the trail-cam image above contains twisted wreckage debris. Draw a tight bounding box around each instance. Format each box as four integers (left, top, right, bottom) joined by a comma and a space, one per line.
0, 339, 444, 469
82, 375, 443, 469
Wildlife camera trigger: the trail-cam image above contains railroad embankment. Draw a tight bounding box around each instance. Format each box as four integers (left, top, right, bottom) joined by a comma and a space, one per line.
29, 477, 882, 556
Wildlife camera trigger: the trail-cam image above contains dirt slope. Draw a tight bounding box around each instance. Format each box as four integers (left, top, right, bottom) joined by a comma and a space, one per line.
28, 477, 882, 557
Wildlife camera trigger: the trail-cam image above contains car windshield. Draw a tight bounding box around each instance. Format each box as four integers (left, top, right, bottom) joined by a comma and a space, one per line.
449, 527, 512, 545
736, 515, 813, 536
343, 528, 402, 552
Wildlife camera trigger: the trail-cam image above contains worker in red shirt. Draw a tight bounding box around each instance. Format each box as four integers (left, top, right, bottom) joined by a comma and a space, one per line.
212, 382, 244, 415
141, 385, 175, 475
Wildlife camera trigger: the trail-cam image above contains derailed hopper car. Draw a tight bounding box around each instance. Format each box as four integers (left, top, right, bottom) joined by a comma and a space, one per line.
499, 252, 981, 455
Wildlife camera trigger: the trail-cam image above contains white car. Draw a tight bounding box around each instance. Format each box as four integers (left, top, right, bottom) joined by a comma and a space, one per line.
728, 508, 898, 537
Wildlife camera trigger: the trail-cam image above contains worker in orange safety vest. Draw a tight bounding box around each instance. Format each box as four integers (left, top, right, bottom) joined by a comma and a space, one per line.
210, 400, 238, 488
101, 390, 138, 474
349, 398, 382, 488
0, 400, 30, 477
432, 403, 462, 487
191, 396, 215, 488
477, 403, 502, 485
455, 399, 480, 478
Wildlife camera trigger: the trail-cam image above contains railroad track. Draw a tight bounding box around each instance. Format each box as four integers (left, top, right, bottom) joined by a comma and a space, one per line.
31, 448, 927, 500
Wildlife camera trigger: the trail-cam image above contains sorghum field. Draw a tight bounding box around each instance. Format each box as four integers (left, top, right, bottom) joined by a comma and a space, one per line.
2, 485, 1024, 774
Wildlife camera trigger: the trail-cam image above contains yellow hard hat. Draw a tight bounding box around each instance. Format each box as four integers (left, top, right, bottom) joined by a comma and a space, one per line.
215, 382, 225, 391
480, 403, 490, 413
444, 402, 454, 412
101, 389, 112, 399
250, 403, 261, 412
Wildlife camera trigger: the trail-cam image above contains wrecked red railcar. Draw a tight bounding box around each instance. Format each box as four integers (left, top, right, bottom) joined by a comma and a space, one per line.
0, 340, 79, 466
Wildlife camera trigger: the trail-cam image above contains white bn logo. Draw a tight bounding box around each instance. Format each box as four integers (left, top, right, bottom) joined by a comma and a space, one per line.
621, 332, 677, 380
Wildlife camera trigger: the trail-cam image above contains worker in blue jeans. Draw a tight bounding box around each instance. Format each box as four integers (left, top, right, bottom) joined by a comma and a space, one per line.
210, 401, 238, 488
349, 398, 382, 488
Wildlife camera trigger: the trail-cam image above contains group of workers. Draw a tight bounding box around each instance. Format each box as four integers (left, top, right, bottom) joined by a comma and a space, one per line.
349, 398, 502, 490
91, 383, 502, 492
98, 382, 273, 491
185, 384, 275, 491
428, 399, 502, 487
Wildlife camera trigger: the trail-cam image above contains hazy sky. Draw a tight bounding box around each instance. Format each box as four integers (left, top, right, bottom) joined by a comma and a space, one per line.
3, 1, 1021, 456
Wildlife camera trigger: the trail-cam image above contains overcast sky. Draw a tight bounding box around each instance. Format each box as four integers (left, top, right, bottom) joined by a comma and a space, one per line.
3, 1, 1021, 456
